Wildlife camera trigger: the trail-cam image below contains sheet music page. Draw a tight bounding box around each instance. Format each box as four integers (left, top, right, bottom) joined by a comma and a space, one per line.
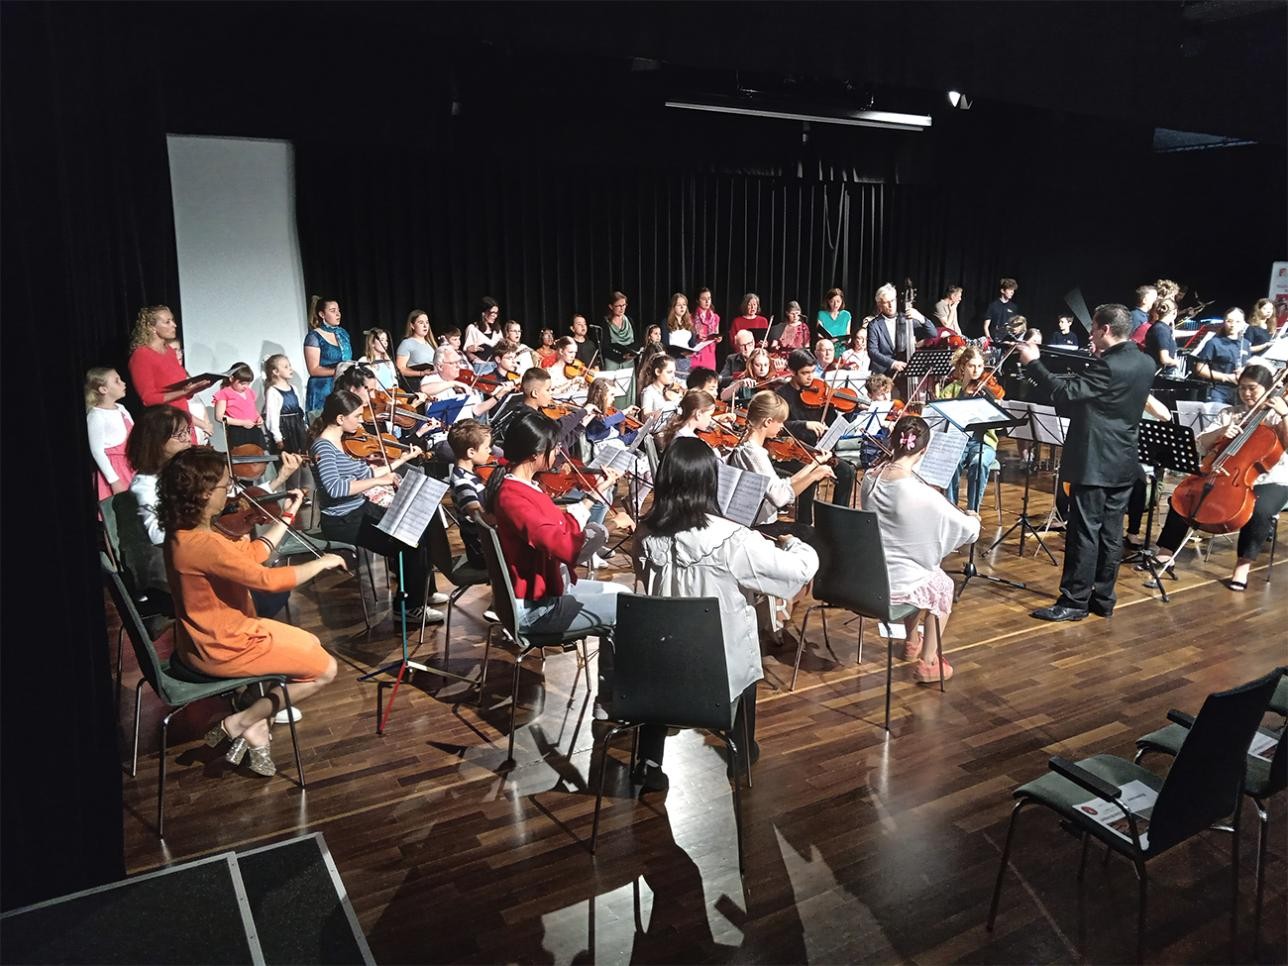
1176, 400, 1227, 433
715, 461, 769, 527
589, 446, 638, 474
929, 396, 1010, 430
913, 430, 970, 490
815, 413, 856, 453
375, 467, 449, 548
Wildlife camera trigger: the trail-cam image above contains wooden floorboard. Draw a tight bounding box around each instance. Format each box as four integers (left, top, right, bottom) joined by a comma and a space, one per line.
115, 455, 1288, 964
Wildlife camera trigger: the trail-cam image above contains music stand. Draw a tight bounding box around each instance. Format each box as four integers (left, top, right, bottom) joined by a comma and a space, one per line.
989, 402, 1064, 565
1124, 421, 1201, 603
903, 347, 955, 401
927, 396, 1030, 597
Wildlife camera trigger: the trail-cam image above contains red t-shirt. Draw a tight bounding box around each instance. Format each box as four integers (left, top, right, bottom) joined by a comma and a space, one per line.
730, 314, 770, 343
129, 345, 192, 415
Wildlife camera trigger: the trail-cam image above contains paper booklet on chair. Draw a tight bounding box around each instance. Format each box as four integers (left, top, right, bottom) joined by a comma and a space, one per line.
1071, 779, 1156, 850
715, 462, 770, 528
913, 429, 970, 490
375, 467, 450, 548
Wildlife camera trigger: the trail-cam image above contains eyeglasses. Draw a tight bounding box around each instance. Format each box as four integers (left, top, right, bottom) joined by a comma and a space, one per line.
170, 429, 191, 441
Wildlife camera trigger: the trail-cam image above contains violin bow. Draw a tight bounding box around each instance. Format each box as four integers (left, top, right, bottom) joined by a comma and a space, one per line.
233, 485, 358, 580
556, 444, 615, 508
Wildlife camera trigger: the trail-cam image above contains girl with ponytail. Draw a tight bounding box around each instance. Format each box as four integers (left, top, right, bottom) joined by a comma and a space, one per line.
858, 414, 980, 684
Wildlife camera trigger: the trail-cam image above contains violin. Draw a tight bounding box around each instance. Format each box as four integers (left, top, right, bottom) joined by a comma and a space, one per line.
228, 443, 282, 480
564, 359, 599, 383
368, 390, 434, 430
214, 487, 294, 539
798, 377, 865, 414
466, 370, 521, 394
1170, 372, 1288, 534
601, 406, 644, 433
695, 422, 744, 450
764, 433, 835, 465
540, 401, 581, 421
968, 368, 1006, 401
534, 458, 607, 499
341, 430, 417, 462
883, 400, 926, 423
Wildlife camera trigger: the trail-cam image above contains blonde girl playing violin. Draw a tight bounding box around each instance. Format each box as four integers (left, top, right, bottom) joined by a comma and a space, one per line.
934, 345, 996, 514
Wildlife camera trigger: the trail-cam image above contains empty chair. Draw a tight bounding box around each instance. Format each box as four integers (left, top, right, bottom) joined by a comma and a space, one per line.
987, 669, 1282, 962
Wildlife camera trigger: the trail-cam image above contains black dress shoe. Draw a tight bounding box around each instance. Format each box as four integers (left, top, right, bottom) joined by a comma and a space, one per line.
1030, 605, 1089, 622
630, 763, 669, 793
1089, 602, 1114, 617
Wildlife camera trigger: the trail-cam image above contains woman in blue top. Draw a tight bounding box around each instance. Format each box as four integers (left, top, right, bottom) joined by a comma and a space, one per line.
303, 295, 353, 417
816, 287, 852, 341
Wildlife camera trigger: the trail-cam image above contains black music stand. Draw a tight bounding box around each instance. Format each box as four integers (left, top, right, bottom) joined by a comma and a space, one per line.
1125, 420, 1201, 603
988, 402, 1062, 566
927, 397, 1030, 598
903, 347, 955, 401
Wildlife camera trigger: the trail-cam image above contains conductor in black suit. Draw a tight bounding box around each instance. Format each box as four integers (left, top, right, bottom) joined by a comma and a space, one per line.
1016, 303, 1157, 621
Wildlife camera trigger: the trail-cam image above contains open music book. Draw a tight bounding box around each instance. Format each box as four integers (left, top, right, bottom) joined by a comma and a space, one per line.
162, 366, 242, 393
913, 429, 970, 490
589, 445, 639, 475
715, 461, 770, 527
375, 467, 450, 548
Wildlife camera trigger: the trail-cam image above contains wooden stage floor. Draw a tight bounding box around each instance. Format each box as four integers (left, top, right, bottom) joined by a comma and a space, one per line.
117, 459, 1287, 964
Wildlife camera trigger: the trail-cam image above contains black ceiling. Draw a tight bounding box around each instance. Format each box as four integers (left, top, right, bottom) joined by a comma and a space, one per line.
136, 0, 1287, 144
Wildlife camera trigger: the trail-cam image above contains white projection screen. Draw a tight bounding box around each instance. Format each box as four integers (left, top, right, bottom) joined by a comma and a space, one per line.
166, 135, 309, 448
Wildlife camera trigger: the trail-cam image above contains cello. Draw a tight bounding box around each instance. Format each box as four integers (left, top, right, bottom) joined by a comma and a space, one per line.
1169, 368, 1288, 534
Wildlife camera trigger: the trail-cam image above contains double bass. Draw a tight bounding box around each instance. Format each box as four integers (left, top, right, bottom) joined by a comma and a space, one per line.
1169, 368, 1288, 534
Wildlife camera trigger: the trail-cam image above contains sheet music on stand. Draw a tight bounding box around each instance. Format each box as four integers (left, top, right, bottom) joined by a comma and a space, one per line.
375, 467, 450, 548
1175, 400, 1227, 434
913, 430, 970, 490
823, 369, 867, 393
715, 462, 770, 527
595, 368, 634, 396
1004, 400, 1068, 447
815, 412, 858, 453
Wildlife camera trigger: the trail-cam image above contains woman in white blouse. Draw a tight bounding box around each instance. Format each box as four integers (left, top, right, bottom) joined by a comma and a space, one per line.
463, 297, 503, 367
634, 437, 818, 790
858, 414, 980, 684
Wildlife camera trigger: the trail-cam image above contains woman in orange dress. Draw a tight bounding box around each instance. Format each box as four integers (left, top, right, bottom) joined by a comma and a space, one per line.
158, 447, 348, 776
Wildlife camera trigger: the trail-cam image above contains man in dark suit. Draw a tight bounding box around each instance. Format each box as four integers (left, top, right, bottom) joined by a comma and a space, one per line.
1017, 304, 1156, 621
866, 283, 937, 377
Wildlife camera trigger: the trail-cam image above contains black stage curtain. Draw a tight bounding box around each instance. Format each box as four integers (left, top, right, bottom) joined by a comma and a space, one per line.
296, 148, 886, 346
1, 3, 181, 909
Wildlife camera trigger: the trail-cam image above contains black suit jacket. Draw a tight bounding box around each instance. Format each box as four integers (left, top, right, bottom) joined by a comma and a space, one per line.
1022, 341, 1156, 487
866, 314, 936, 374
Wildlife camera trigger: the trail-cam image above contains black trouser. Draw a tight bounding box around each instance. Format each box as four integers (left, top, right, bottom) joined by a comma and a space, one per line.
1058, 483, 1133, 612
1156, 482, 1288, 562
779, 456, 857, 526
638, 682, 758, 768
320, 501, 435, 600
1126, 476, 1149, 535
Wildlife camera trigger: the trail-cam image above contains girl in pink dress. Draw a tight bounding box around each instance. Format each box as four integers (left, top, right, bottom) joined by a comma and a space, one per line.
690, 287, 720, 371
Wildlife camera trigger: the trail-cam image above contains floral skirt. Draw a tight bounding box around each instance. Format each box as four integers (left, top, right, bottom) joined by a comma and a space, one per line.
891, 568, 955, 618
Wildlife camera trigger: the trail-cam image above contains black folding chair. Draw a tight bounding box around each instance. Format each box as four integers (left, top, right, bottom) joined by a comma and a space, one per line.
589, 594, 752, 871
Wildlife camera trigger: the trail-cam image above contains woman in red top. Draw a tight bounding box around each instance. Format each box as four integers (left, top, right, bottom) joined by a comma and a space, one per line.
127, 305, 214, 440
728, 292, 769, 346
482, 409, 624, 638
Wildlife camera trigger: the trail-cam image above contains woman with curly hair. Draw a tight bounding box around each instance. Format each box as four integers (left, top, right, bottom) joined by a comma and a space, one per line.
158, 447, 347, 775
127, 304, 215, 440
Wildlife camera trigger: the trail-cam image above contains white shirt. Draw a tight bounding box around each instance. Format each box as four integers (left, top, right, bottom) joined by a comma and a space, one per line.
129, 473, 165, 546
638, 514, 818, 699
728, 442, 795, 526
882, 314, 899, 351
86, 406, 133, 484
859, 469, 979, 595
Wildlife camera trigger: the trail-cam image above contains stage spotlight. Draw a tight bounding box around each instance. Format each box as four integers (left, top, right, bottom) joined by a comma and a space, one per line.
947, 90, 972, 110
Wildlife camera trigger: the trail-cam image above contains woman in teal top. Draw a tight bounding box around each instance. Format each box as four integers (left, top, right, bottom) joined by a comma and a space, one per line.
935, 345, 998, 514
303, 295, 352, 416
816, 287, 853, 340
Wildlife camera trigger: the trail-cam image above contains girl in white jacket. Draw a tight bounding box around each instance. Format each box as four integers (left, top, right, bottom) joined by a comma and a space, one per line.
634, 437, 818, 791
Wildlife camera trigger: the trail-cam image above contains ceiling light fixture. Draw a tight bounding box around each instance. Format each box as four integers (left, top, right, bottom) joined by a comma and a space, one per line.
947, 90, 972, 110
665, 100, 931, 132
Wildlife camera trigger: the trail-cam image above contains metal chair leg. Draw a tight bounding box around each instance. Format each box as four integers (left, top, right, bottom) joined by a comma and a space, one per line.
1134, 861, 1148, 964
883, 622, 894, 733
740, 697, 753, 789
1253, 798, 1268, 959
157, 709, 178, 839
987, 799, 1028, 930
935, 615, 945, 693
477, 625, 497, 705
131, 680, 144, 777
282, 683, 305, 789
506, 648, 527, 765
858, 614, 865, 666
722, 732, 746, 873
790, 604, 818, 691
1230, 794, 1241, 954
590, 724, 632, 853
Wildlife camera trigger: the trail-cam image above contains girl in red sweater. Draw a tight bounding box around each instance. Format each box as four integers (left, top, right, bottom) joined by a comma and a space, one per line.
483, 409, 624, 638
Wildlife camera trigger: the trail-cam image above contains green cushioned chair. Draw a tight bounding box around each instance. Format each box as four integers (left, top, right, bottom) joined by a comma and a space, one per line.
987, 668, 1282, 963
790, 501, 945, 731
1135, 667, 1287, 957
104, 554, 305, 839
